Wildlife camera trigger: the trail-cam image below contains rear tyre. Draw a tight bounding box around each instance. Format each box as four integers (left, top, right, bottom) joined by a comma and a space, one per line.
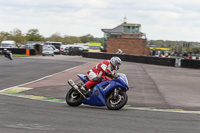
106, 91, 128, 110
66, 88, 83, 106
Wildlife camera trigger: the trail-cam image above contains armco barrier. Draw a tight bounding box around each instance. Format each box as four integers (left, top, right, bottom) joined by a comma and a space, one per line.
181, 59, 200, 69
82, 52, 176, 67
0, 48, 36, 55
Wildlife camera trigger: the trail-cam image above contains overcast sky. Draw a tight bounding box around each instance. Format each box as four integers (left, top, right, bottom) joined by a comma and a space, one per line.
0, 0, 200, 42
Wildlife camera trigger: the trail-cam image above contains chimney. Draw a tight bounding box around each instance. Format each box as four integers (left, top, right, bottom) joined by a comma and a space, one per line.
124, 16, 127, 24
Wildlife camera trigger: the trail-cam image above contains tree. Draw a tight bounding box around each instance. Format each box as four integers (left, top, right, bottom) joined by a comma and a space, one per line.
0, 31, 9, 42
48, 33, 63, 42
26, 29, 45, 41
63, 35, 81, 44
7, 28, 25, 44
80, 34, 94, 43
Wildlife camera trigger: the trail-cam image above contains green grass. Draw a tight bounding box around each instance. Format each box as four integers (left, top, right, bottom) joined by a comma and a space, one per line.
13, 54, 42, 57
0, 54, 41, 57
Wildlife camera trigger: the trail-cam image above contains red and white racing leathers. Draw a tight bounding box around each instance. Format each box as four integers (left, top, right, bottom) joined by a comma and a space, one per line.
85, 60, 115, 89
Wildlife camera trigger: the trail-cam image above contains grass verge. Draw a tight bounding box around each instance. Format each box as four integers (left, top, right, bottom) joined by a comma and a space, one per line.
0, 54, 41, 57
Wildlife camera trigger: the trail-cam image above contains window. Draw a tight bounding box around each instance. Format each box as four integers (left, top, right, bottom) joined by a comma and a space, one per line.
104, 33, 107, 38
131, 26, 139, 33
132, 27, 135, 33
78, 47, 83, 51
123, 26, 131, 33
135, 27, 139, 33
89, 46, 100, 49
110, 34, 121, 38
43, 47, 53, 51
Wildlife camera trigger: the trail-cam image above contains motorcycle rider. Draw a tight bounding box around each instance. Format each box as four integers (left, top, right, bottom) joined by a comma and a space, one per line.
3, 48, 12, 60
80, 56, 122, 94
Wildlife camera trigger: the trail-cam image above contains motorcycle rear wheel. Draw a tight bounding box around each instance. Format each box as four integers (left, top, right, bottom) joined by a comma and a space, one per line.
106, 91, 128, 110
66, 88, 83, 106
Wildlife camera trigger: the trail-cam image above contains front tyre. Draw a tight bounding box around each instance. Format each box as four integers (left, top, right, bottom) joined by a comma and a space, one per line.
106, 91, 128, 110
9, 53, 13, 60
66, 88, 83, 106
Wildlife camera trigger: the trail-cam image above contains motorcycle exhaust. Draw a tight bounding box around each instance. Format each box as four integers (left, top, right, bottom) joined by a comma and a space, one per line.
68, 79, 86, 98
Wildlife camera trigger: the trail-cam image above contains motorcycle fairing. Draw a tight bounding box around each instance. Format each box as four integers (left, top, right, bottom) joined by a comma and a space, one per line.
82, 86, 106, 106
81, 80, 125, 106
77, 74, 88, 83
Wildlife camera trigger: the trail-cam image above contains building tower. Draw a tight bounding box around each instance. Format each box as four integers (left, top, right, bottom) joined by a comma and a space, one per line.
102, 20, 149, 55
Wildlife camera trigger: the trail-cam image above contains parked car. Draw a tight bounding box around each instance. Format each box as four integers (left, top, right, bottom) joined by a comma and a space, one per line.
60, 45, 69, 54
42, 47, 54, 56
63, 46, 83, 55
62, 47, 70, 55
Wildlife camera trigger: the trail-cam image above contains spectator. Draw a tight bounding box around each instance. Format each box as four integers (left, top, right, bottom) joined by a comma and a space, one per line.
116, 49, 123, 54
152, 49, 155, 56
158, 51, 161, 56
183, 51, 188, 58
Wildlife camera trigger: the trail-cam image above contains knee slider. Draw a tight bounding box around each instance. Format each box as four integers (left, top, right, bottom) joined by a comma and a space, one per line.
93, 77, 100, 82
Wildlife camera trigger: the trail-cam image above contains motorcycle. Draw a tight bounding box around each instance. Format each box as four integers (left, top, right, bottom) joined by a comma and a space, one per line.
4, 50, 13, 60
66, 73, 129, 110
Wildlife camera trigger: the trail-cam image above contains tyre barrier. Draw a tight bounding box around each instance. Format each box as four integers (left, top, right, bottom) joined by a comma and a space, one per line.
82, 52, 176, 67
181, 59, 200, 69
83, 52, 200, 69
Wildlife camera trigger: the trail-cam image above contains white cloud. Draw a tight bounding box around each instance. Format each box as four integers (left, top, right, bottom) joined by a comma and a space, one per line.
0, 0, 200, 41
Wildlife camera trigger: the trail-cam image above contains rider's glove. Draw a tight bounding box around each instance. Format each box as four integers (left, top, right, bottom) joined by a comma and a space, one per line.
105, 71, 118, 79
113, 74, 118, 79
105, 71, 113, 78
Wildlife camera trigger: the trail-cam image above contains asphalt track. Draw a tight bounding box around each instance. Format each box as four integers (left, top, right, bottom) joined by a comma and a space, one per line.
0, 55, 200, 133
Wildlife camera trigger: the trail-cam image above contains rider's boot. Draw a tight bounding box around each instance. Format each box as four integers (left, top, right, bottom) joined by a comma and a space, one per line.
80, 84, 87, 92
86, 88, 92, 96
80, 84, 92, 96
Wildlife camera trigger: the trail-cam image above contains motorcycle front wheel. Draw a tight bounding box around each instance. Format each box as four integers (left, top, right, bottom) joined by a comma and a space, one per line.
106, 91, 128, 110
66, 88, 83, 106
9, 53, 13, 60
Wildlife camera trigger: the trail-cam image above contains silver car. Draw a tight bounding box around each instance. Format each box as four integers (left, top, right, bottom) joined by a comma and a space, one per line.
42, 47, 54, 56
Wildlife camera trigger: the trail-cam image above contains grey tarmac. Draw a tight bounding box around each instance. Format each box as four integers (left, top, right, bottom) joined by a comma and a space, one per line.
0, 55, 199, 133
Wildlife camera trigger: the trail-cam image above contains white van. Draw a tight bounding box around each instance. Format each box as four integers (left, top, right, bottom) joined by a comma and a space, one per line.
1, 40, 16, 48
45, 41, 62, 50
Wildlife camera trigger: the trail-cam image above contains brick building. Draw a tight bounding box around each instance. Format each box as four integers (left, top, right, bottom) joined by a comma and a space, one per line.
102, 22, 150, 55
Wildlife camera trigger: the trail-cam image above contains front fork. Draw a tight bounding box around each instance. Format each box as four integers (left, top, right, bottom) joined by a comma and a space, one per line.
113, 88, 119, 99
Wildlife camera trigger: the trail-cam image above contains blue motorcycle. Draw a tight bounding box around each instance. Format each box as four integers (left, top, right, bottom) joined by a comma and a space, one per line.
66, 73, 129, 110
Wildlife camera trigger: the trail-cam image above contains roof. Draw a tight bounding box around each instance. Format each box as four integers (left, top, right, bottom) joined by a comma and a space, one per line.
25, 42, 44, 46
102, 22, 141, 34
1, 40, 15, 45
102, 25, 123, 33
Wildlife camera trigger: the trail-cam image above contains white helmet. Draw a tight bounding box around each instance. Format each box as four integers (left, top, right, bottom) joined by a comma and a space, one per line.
110, 56, 122, 70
